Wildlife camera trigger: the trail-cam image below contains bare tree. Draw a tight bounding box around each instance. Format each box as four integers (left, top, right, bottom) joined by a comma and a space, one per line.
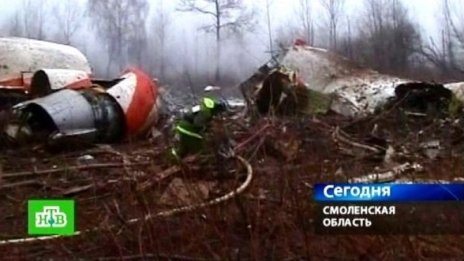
265, 0, 274, 57
421, 0, 464, 78
177, 0, 256, 82
338, 15, 353, 59
150, 0, 171, 79
6, 0, 49, 40
127, 22, 148, 69
343, 0, 421, 74
319, 0, 344, 50
295, 0, 314, 45
87, 0, 149, 76
6, 12, 23, 37
52, 0, 84, 45
274, 23, 301, 50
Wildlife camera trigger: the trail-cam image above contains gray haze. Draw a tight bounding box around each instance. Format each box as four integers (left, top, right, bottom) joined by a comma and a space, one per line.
0, 0, 461, 90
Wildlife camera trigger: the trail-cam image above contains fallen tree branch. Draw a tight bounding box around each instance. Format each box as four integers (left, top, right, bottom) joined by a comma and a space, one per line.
233, 123, 270, 152
0, 180, 41, 189
95, 146, 133, 177
0, 162, 151, 179
61, 184, 95, 196
391, 177, 464, 184
332, 126, 382, 154
349, 162, 424, 183
137, 165, 181, 191
58, 157, 197, 194
0, 155, 253, 245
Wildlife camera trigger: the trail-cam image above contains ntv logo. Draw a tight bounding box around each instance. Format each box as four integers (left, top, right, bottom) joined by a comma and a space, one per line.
35, 206, 67, 228
28, 199, 75, 235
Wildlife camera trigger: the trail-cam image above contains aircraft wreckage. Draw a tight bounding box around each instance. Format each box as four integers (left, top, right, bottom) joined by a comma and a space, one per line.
5, 68, 160, 144
240, 40, 464, 118
2, 37, 464, 146
0, 38, 160, 144
0, 37, 92, 99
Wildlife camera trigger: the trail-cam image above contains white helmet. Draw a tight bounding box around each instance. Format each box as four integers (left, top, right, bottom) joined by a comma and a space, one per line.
204, 85, 221, 92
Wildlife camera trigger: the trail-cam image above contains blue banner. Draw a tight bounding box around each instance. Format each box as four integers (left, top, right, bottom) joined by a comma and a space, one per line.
314, 183, 464, 202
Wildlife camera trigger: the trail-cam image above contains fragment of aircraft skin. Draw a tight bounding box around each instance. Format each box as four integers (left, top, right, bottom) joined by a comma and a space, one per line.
30, 69, 92, 96
0, 37, 91, 91
247, 42, 464, 118
106, 67, 161, 136
278, 44, 410, 117
444, 82, 464, 103
11, 68, 160, 143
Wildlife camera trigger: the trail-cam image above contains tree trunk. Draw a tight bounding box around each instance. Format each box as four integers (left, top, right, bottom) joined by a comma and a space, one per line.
106, 47, 115, 77
215, 0, 221, 83
160, 31, 166, 80
266, 0, 273, 57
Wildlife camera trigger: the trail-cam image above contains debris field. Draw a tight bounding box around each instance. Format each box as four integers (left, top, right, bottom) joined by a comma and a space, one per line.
0, 38, 463, 259
1, 102, 464, 259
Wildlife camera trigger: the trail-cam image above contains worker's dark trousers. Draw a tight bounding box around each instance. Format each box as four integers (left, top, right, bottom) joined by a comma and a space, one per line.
177, 133, 204, 157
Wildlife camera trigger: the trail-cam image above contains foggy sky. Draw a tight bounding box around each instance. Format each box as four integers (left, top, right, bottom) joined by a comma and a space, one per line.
0, 0, 448, 83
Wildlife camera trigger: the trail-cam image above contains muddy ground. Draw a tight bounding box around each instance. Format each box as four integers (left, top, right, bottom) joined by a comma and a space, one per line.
0, 102, 464, 260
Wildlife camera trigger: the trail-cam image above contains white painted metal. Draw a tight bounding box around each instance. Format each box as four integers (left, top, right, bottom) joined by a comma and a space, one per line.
17, 89, 96, 136
0, 37, 91, 85
279, 45, 411, 117
32, 69, 90, 90
138, 96, 162, 134
444, 82, 464, 103
30, 69, 90, 95
106, 72, 137, 113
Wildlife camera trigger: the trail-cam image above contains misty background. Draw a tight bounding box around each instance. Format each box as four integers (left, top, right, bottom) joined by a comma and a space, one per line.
1, 0, 464, 93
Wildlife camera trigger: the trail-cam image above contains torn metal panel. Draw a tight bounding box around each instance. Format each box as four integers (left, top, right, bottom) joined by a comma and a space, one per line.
241, 42, 464, 118
444, 82, 464, 103
30, 69, 91, 96
6, 68, 159, 144
0, 37, 91, 91
277, 44, 410, 117
254, 68, 331, 115
22, 89, 95, 135
107, 68, 160, 136
11, 88, 125, 143
392, 82, 459, 116
240, 59, 280, 113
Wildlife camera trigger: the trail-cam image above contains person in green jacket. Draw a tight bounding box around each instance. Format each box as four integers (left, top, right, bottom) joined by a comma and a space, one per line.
171, 96, 227, 159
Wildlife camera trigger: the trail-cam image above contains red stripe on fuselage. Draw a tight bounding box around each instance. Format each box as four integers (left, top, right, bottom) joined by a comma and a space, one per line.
0, 77, 25, 87
124, 68, 158, 135
64, 78, 92, 90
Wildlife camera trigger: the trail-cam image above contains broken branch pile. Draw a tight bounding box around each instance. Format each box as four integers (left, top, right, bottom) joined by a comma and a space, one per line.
1, 98, 464, 258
